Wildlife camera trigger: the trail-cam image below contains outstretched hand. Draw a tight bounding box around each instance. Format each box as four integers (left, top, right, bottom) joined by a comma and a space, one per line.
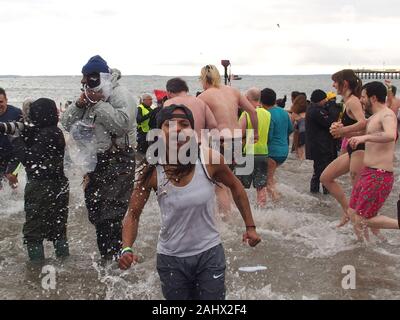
242, 229, 261, 247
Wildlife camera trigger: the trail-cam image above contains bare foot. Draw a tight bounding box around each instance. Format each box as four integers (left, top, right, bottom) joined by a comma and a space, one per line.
375, 233, 387, 242
256, 202, 266, 209
271, 191, 281, 202
371, 229, 387, 242
337, 214, 350, 228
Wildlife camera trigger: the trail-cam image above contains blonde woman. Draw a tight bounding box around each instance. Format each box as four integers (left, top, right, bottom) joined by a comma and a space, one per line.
197, 64, 258, 216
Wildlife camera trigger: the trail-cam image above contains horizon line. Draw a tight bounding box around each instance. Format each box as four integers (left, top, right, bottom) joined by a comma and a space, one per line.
0, 73, 333, 78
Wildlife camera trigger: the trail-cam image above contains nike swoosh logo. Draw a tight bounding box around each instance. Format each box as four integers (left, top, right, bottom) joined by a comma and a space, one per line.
213, 273, 224, 279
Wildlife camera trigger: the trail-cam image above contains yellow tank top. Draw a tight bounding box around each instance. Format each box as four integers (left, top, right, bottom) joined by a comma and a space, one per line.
240, 107, 271, 155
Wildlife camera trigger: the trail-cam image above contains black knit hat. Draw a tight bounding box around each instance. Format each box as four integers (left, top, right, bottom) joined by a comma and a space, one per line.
310, 89, 327, 103
156, 104, 195, 129
29, 98, 58, 128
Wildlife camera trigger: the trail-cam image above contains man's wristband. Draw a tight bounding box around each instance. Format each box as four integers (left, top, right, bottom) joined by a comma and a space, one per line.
246, 225, 256, 230
120, 247, 133, 256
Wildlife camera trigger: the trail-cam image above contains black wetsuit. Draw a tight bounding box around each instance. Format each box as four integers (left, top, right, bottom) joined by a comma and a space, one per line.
342, 110, 365, 157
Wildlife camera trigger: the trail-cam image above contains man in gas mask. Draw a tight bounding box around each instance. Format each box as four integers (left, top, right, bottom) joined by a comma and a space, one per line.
61, 55, 137, 260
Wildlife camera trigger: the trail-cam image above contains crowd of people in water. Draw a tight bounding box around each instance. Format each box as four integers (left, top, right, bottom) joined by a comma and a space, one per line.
1, 55, 400, 300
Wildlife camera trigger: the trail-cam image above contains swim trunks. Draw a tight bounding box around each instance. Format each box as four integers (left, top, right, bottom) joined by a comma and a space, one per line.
236, 155, 268, 189
341, 137, 349, 151
269, 156, 287, 165
349, 167, 394, 219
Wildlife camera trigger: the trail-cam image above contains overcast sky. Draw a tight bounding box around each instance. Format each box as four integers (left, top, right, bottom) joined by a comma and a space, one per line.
1, 0, 400, 76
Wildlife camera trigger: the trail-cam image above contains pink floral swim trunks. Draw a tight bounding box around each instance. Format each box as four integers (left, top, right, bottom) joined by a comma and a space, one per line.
349, 167, 394, 219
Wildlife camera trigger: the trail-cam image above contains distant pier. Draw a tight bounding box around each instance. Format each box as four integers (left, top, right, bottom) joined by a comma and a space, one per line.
354, 69, 400, 80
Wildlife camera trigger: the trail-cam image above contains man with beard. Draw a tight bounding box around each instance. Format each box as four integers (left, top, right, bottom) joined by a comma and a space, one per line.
347, 82, 400, 241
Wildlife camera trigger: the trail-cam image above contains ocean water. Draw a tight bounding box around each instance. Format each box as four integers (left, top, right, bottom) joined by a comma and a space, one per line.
1, 75, 400, 300
2, 74, 377, 108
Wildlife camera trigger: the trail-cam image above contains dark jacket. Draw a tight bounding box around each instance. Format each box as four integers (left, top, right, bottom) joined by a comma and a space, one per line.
0, 105, 23, 174
324, 100, 342, 123
17, 99, 66, 180
305, 103, 337, 160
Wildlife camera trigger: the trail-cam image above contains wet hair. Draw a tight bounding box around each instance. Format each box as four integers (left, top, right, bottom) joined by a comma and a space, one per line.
392, 85, 397, 96
331, 69, 362, 98
0, 87, 6, 98
260, 88, 276, 106
291, 95, 307, 114
362, 81, 387, 104
200, 65, 221, 88
166, 77, 189, 93
291, 91, 300, 101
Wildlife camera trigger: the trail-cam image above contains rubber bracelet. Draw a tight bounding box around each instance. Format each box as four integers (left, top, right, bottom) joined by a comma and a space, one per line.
12, 163, 22, 176
245, 225, 256, 229
121, 247, 133, 255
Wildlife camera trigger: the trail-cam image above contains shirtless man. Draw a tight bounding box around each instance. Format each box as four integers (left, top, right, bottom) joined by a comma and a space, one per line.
197, 65, 258, 216
347, 81, 400, 242
385, 80, 400, 116
164, 77, 217, 143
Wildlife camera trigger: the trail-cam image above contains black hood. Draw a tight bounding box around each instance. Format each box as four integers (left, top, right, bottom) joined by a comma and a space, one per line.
29, 98, 59, 128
